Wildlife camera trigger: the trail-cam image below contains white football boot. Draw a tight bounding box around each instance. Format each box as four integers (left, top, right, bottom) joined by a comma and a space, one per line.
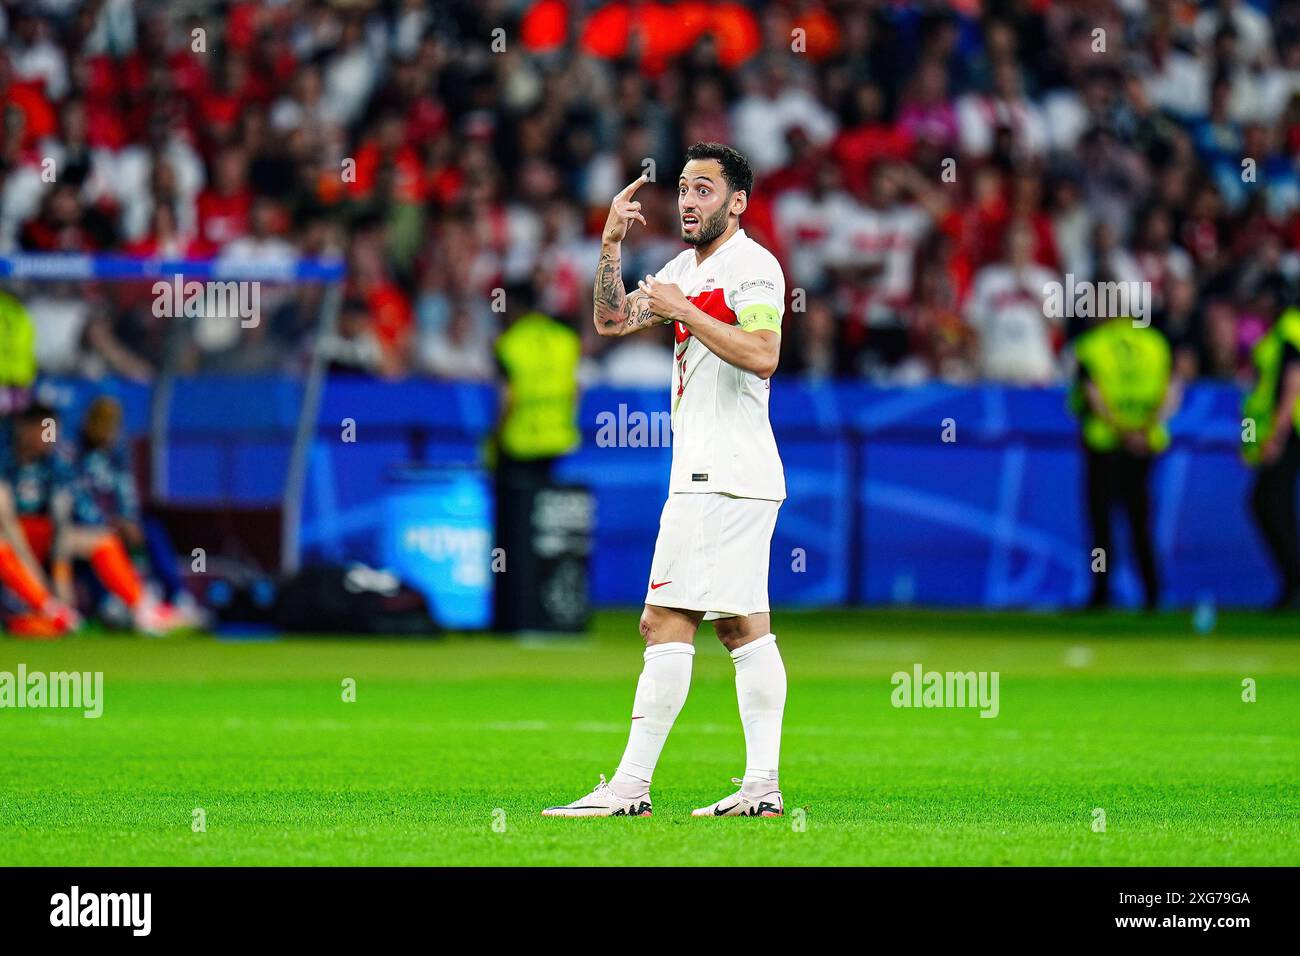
133, 598, 191, 637
541, 774, 653, 817
692, 778, 783, 817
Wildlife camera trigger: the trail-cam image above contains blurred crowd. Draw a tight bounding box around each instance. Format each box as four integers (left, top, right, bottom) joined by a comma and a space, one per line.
2, 0, 1300, 387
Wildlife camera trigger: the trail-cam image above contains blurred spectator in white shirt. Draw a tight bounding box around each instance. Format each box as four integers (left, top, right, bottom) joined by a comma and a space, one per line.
958, 59, 1049, 161
1051, 176, 1095, 279
966, 220, 1061, 385
1143, 22, 1210, 119
270, 64, 347, 137
731, 58, 836, 175
826, 162, 934, 346
774, 161, 855, 293
109, 113, 206, 244
8, 7, 66, 100
1194, 0, 1273, 67
420, 302, 496, 382
322, 16, 378, 126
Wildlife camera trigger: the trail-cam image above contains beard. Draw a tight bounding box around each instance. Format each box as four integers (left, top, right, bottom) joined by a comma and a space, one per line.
681, 203, 730, 246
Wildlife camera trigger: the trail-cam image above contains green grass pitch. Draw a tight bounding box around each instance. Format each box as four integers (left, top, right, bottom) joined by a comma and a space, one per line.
1, 609, 1297, 866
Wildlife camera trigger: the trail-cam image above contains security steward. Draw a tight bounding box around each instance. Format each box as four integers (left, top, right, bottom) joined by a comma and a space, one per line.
1071, 315, 1175, 611
0, 289, 36, 413
491, 281, 582, 630
1243, 305, 1300, 610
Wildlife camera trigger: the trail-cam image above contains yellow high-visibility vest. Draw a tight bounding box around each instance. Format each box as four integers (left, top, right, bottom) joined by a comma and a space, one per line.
1070, 318, 1172, 453
0, 291, 36, 388
1243, 308, 1300, 465
495, 311, 581, 460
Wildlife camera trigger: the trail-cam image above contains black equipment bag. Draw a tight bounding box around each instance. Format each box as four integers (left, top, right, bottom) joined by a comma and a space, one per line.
274, 564, 437, 635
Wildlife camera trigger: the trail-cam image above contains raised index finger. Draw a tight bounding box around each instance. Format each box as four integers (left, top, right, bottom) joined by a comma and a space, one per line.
616, 174, 649, 201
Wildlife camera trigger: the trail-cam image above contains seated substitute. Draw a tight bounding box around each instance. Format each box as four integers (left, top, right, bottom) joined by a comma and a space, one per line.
0, 403, 187, 636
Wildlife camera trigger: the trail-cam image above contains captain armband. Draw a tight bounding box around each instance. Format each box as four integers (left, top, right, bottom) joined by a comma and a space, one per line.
737, 303, 782, 335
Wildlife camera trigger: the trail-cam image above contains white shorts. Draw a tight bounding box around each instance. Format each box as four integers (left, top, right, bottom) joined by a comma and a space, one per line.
644, 493, 781, 620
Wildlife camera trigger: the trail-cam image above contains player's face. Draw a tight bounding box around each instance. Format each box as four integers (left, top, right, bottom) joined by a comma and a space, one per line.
678, 159, 735, 246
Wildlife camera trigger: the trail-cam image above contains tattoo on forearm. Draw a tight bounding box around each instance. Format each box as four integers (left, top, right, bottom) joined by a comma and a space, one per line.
623, 295, 659, 332
595, 249, 664, 335
594, 250, 626, 329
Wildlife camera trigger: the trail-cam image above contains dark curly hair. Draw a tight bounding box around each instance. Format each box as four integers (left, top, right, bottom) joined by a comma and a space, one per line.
683, 142, 754, 198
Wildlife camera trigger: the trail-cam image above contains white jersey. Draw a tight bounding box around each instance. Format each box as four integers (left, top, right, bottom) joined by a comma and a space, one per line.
964, 262, 1061, 385
652, 228, 786, 501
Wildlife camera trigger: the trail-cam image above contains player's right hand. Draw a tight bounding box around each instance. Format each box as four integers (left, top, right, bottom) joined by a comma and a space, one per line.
602, 174, 649, 244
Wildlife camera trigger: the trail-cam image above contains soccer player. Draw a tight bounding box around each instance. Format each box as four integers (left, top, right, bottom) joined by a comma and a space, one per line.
0, 403, 187, 635
0, 409, 81, 638
544, 143, 787, 818
75, 396, 187, 606
0, 487, 79, 639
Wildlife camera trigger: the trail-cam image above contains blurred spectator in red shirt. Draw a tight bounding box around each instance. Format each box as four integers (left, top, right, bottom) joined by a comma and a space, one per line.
196, 148, 253, 249
833, 81, 914, 196
0, 50, 57, 149
349, 112, 425, 204
20, 183, 112, 252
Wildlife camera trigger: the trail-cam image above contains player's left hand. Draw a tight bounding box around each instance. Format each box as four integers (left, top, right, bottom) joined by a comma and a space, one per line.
637, 276, 691, 324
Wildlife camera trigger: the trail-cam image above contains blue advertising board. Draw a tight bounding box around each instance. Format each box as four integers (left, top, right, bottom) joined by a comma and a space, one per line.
42, 375, 1288, 612
380, 467, 493, 630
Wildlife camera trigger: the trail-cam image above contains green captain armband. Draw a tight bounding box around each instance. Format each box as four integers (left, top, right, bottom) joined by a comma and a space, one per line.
737, 303, 781, 335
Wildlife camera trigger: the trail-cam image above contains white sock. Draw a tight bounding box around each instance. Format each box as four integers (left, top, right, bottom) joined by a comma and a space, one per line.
612, 642, 695, 795
731, 633, 786, 792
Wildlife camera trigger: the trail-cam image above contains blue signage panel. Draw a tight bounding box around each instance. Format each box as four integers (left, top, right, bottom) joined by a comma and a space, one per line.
381, 468, 493, 630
